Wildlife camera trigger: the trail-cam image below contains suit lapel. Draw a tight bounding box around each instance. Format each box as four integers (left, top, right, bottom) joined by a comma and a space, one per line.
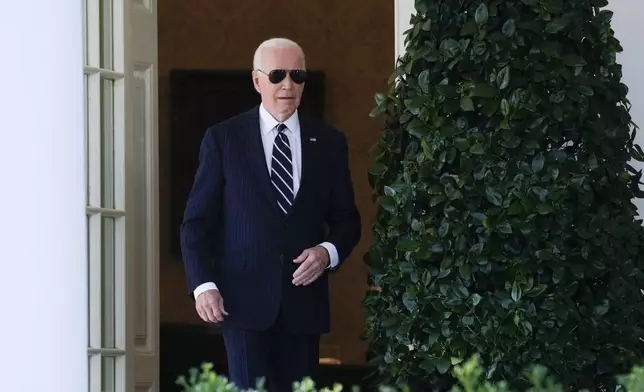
294, 116, 319, 207
244, 107, 280, 213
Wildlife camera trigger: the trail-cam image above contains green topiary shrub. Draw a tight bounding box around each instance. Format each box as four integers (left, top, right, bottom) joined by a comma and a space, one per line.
364, 0, 644, 389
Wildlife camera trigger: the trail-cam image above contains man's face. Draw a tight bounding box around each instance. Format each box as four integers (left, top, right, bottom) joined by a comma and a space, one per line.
252, 45, 306, 121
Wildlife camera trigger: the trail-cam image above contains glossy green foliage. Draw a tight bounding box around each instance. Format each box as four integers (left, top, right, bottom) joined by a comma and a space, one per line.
364, 0, 644, 389
175, 357, 644, 392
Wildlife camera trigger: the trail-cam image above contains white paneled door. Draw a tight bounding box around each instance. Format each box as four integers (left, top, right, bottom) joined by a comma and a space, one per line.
83, 0, 159, 391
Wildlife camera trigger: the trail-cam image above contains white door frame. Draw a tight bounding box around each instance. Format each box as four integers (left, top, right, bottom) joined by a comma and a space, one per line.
83, 0, 159, 391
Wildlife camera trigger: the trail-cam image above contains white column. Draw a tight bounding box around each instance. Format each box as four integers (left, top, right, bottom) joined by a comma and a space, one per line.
610, 1, 644, 216
0, 2, 87, 392
394, 0, 415, 59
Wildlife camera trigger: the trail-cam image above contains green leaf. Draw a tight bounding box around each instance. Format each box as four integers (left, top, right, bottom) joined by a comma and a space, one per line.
420, 138, 432, 157
431, 194, 447, 206
422, 270, 432, 286
501, 136, 520, 148
511, 282, 522, 302
553, 267, 565, 283
460, 21, 478, 36
436, 358, 451, 374
420, 359, 435, 372
540, 41, 562, 58
502, 19, 516, 37
381, 316, 398, 328
369, 106, 384, 118
378, 196, 396, 213
536, 249, 554, 260
374, 92, 387, 106
536, 204, 554, 214
475, 3, 489, 24
402, 293, 417, 311
577, 85, 594, 96
543, 0, 563, 13
471, 212, 487, 222
527, 284, 548, 297
501, 99, 510, 117
368, 163, 387, 175
455, 138, 470, 151
405, 96, 425, 115
470, 143, 485, 155
486, 187, 503, 206
470, 243, 485, 254
460, 97, 475, 111
459, 264, 472, 279
497, 221, 512, 234
508, 202, 524, 215
396, 239, 419, 252
407, 119, 429, 138
438, 222, 450, 237
436, 85, 459, 98
562, 54, 587, 67
418, 69, 430, 94
442, 38, 461, 58
428, 185, 443, 195
594, 299, 610, 316
411, 219, 422, 231
545, 18, 570, 33
497, 66, 511, 90
532, 152, 545, 173
471, 84, 496, 98
462, 316, 474, 326
470, 293, 482, 306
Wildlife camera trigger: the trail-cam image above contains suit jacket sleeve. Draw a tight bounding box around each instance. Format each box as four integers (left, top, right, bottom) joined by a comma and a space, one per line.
180, 128, 222, 294
325, 131, 362, 268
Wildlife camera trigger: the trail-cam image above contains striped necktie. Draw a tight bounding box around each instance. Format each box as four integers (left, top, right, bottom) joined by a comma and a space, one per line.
271, 123, 294, 215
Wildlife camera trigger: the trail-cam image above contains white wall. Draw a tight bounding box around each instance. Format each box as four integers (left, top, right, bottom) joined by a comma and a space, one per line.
610, 1, 644, 215
393, 0, 644, 214
394, 0, 415, 61
0, 1, 87, 390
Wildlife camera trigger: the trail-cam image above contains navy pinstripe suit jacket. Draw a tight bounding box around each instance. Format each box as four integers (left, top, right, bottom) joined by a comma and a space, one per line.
180, 106, 361, 334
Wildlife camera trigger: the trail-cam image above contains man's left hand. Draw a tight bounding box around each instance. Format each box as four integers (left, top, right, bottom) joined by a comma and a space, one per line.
292, 246, 329, 286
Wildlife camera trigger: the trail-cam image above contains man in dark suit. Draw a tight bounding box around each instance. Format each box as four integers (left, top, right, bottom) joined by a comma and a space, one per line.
180, 37, 362, 392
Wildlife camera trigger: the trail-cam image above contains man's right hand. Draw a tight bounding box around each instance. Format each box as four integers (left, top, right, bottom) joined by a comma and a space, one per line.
195, 289, 229, 323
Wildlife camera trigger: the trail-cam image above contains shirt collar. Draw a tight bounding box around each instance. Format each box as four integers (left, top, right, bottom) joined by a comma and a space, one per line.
259, 103, 299, 135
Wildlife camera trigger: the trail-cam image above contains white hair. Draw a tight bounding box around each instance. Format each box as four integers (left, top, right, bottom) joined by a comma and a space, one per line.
252, 38, 306, 70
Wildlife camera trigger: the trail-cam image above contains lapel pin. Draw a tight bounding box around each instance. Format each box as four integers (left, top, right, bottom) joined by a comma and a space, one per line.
310, 137, 316, 142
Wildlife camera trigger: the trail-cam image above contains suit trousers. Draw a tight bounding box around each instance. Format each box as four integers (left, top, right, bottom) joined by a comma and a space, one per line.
222, 258, 321, 392
221, 306, 320, 392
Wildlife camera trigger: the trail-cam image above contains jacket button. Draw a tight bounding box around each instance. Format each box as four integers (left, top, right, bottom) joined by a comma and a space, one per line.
280, 254, 285, 263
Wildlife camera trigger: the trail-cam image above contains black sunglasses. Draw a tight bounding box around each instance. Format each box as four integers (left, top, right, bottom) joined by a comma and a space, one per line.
257, 69, 308, 84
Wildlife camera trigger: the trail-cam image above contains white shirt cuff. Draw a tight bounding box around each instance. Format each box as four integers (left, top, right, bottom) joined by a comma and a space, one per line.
318, 242, 339, 269
194, 282, 218, 299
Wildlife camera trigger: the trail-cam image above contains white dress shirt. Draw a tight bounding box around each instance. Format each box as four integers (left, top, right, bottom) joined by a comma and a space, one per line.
193, 104, 339, 299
